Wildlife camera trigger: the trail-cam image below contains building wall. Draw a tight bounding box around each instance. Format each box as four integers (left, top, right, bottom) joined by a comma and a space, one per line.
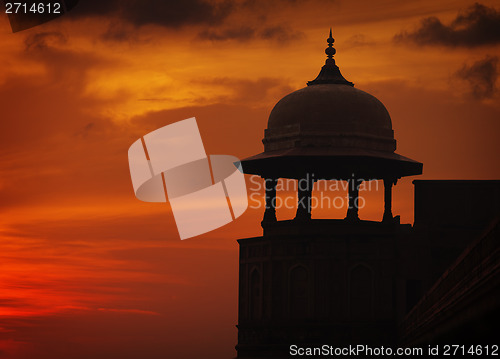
236, 221, 410, 357
236, 180, 500, 357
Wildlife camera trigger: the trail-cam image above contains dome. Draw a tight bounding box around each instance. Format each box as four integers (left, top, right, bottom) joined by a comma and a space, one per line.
239, 30, 422, 181
264, 84, 396, 153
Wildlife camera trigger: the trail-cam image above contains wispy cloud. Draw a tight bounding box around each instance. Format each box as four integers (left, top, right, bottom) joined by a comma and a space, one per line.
455, 55, 498, 99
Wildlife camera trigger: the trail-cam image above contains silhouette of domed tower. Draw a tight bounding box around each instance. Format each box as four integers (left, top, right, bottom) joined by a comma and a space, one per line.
236, 30, 423, 358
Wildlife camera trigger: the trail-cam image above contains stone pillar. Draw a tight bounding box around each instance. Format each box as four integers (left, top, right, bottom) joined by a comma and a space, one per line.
345, 178, 361, 221
295, 175, 313, 220
263, 178, 278, 223
383, 178, 396, 223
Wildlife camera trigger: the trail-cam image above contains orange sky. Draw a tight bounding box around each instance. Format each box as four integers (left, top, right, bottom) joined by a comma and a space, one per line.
0, 1, 499, 358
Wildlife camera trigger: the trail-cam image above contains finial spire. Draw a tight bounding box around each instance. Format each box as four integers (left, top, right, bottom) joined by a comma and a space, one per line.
325, 28, 336, 64
307, 29, 353, 87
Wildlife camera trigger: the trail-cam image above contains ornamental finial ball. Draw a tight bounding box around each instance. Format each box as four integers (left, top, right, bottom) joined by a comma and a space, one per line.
325, 46, 336, 57
327, 28, 334, 44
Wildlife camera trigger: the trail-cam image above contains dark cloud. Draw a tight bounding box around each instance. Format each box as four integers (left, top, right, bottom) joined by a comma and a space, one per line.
72, 0, 234, 28
23, 31, 118, 90
260, 25, 304, 43
343, 34, 375, 49
74, 122, 96, 138
455, 56, 498, 99
70, 0, 304, 43
100, 23, 134, 42
199, 25, 303, 42
394, 3, 500, 47
241, 0, 300, 7
24, 31, 67, 51
199, 26, 256, 41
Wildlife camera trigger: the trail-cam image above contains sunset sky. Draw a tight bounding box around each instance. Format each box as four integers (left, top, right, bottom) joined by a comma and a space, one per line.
0, 0, 499, 358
